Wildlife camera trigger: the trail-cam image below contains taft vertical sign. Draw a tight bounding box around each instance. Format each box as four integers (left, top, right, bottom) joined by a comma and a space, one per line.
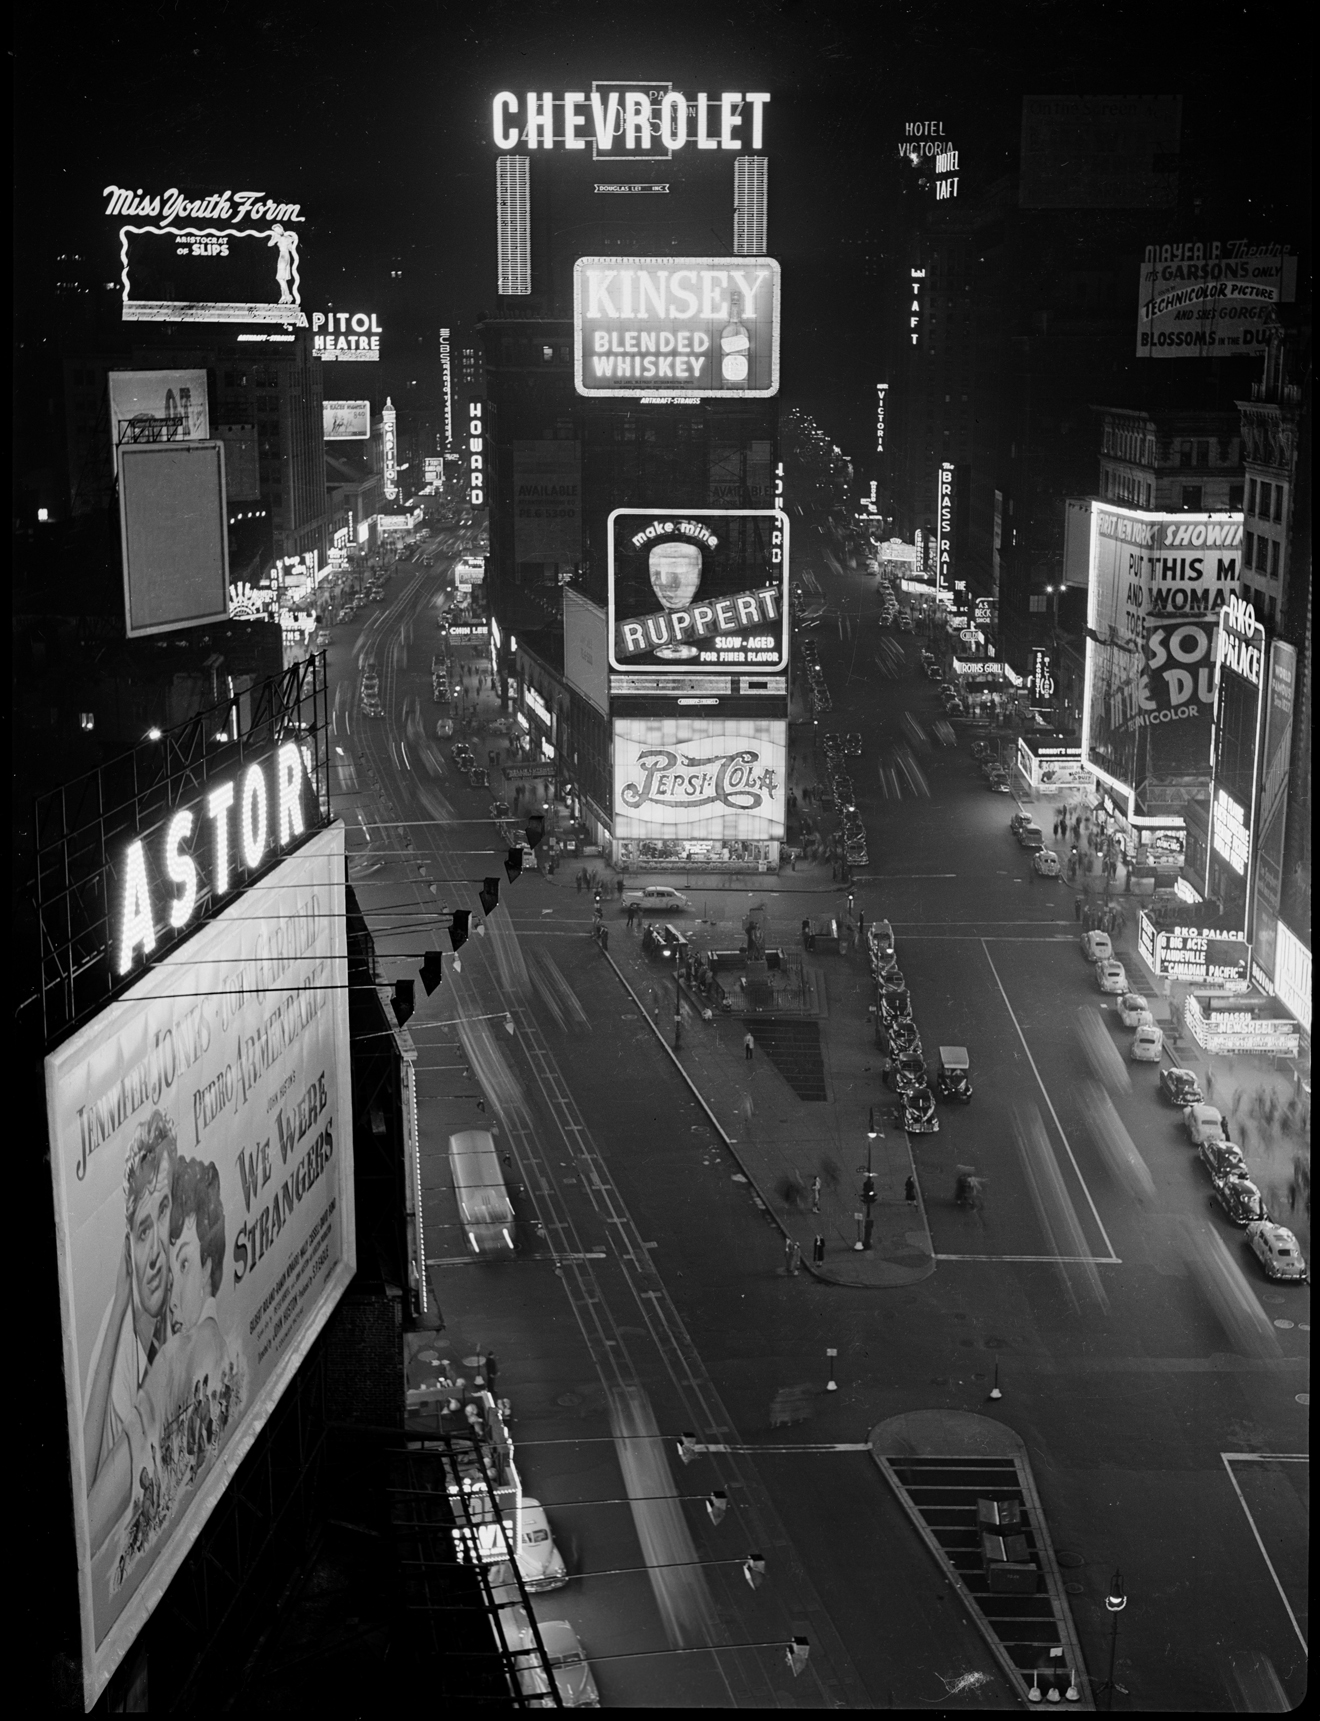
46, 824, 354, 1708
573, 258, 780, 399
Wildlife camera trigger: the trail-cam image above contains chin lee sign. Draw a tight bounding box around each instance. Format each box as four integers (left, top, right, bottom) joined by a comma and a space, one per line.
115, 743, 317, 978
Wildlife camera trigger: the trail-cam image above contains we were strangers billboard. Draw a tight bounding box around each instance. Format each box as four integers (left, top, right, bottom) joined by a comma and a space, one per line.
1079, 503, 1241, 798
574, 257, 780, 399
608, 507, 788, 673
46, 824, 354, 1708
613, 717, 786, 841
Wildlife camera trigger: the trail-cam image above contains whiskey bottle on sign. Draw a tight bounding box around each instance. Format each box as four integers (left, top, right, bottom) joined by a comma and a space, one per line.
720, 289, 751, 383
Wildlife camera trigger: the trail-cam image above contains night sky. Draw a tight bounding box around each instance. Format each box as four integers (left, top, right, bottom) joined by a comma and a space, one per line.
15, 0, 1311, 466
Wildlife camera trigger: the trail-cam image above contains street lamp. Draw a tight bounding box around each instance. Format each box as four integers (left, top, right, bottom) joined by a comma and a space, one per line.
865, 1105, 879, 1175
1096, 1568, 1127, 1707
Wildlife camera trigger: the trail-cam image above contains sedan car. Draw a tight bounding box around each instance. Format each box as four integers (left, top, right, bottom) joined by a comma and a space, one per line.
1081, 930, 1114, 963
895, 1083, 939, 1133
1211, 1174, 1268, 1227
1199, 1138, 1248, 1181
468, 766, 490, 788
1183, 1102, 1225, 1145
622, 885, 692, 914
1009, 812, 1032, 837
1116, 993, 1152, 1028
879, 986, 913, 1024
1096, 958, 1129, 994
986, 776, 1011, 793
1244, 1221, 1308, 1283
1032, 849, 1061, 878
882, 1053, 929, 1095
1160, 1066, 1203, 1106
513, 1499, 568, 1591
844, 732, 863, 757
1130, 1023, 1163, 1061
1015, 824, 1045, 851
884, 1019, 923, 1060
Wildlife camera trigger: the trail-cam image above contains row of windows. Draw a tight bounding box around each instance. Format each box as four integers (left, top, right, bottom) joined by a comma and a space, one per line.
1244, 532, 1282, 578
1102, 426, 1154, 464
1247, 477, 1284, 522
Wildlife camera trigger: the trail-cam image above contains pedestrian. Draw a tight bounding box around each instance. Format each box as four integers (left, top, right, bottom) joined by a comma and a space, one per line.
784, 1237, 801, 1276
858, 910, 866, 940
810, 1175, 821, 1213
905, 1175, 918, 1205
791, 853, 797, 871
616, 876, 625, 899
1204, 1066, 1215, 1101
576, 872, 583, 894
744, 1031, 755, 1062
1074, 894, 1084, 922
812, 1235, 826, 1265
626, 903, 635, 930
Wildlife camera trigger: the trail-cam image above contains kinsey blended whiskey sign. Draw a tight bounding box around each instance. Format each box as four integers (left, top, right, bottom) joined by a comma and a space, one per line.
608, 507, 788, 673
574, 257, 780, 398
104, 184, 308, 326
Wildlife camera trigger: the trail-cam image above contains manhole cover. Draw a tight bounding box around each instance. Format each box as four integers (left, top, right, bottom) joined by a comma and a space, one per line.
556, 1392, 582, 1407
1274, 1319, 1296, 1330
1296, 1394, 1310, 1406
1056, 1552, 1085, 1568
1263, 1293, 1286, 1304
1065, 1582, 1084, 1595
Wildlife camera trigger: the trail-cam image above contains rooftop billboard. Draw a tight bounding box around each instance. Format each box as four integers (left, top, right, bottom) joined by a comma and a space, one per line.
613, 717, 786, 841
1136, 241, 1296, 359
607, 507, 788, 675
574, 257, 780, 399
118, 441, 231, 638
47, 823, 354, 1708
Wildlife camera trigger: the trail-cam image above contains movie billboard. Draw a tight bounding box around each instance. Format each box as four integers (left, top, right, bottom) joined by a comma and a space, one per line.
574, 257, 780, 398
613, 718, 786, 841
107, 371, 210, 473
323, 400, 372, 440
1208, 596, 1267, 930
1079, 503, 1241, 797
608, 508, 788, 674
1137, 242, 1295, 359
46, 824, 354, 1708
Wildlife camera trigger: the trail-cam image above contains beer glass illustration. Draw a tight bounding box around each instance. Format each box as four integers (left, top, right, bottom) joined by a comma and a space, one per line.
648, 541, 702, 660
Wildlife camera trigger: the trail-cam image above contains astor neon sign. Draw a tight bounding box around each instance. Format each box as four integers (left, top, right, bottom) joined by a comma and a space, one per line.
116, 744, 311, 976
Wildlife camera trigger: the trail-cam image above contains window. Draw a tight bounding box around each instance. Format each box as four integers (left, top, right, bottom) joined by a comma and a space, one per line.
1259, 480, 1272, 517
1181, 485, 1202, 511
1228, 484, 1244, 511
1247, 478, 1257, 514
1196, 440, 1209, 467
1245, 531, 1255, 565
1256, 535, 1269, 572
1179, 440, 1193, 468
1145, 482, 1152, 506
1266, 593, 1277, 623
1274, 486, 1284, 523
1270, 540, 1280, 578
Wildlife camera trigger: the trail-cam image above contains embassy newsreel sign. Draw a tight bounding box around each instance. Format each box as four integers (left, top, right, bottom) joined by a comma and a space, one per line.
46, 823, 354, 1708
608, 508, 788, 674
574, 258, 780, 399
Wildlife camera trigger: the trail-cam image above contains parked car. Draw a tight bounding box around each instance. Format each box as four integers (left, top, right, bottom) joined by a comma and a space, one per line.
1211, 1174, 1268, 1227
1160, 1067, 1203, 1106
1130, 1023, 1163, 1061
1095, 958, 1128, 994
844, 732, 863, 757
468, 766, 490, 788
895, 1083, 939, 1133
1199, 1138, 1248, 1180
1009, 813, 1032, 836
1081, 930, 1114, 963
883, 1053, 929, 1095
1015, 824, 1045, 851
512, 1499, 568, 1591
986, 776, 1011, 793
1116, 993, 1152, 1028
1032, 850, 1061, 878
622, 885, 692, 914
1244, 1221, 1308, 1283
1183, 1102, 1225, 1145
879, 986, 913, 1025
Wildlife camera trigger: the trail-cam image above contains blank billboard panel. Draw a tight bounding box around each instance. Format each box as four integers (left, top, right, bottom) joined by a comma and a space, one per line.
118, 441, 231, 638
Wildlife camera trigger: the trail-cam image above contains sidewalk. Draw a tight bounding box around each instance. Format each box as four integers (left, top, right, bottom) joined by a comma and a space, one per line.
600, 920, 936, 1289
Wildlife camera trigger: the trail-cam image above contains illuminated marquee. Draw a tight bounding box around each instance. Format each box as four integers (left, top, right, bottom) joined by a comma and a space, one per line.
909, 267, 925, 344
936, 463, 954, 589
876, 383, 888, 453
468, 402, 485, 506
492, 89, 769, 153
116, 743, 313, 977
382, 397, 398, 500
312, 311, 381, 360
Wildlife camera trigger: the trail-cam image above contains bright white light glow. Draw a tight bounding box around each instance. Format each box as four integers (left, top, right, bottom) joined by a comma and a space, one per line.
208, 780, 235, 894
241, 764, 269, 869
118, 839, 157, 974
165, 809, 198, 928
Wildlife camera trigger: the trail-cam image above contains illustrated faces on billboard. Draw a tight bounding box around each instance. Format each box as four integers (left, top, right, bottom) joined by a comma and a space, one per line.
608, 508, 788, 672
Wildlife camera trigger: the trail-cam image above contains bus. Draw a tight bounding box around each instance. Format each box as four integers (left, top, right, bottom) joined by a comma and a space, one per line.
448, 1129, 515, 1257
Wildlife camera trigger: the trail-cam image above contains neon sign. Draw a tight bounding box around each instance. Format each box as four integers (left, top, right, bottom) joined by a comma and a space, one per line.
876, 383, 888, 453
936, 462, 954, 589
468, 402, 485, 506
382, 397, 398, 500
116, 744, 311, 976
492, 90, 769, 153
312, 311, 381, 360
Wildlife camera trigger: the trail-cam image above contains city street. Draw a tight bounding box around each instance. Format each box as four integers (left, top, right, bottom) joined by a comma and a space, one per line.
330, 535, 1309, 1709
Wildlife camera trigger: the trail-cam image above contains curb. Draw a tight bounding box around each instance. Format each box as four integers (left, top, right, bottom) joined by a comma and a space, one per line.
596, 937, 931, 1288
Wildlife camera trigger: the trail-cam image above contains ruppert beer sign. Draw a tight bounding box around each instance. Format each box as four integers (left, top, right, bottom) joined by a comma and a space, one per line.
608, 507, 789, 674
574, 257, 780, 398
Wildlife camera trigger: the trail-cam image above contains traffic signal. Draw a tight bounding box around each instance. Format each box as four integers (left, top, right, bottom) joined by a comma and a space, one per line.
676, 1431, 699, 1465
504, 846, 523, 882
705, 1490, 728, 1525
525, 813, 545, 849
785, 1637, 810, 1677
479, 876, 500, 916
742, 1554, 766, 1590
449, 910, 471, 952
391, 979, 415, 1027
419, 950, 444, 995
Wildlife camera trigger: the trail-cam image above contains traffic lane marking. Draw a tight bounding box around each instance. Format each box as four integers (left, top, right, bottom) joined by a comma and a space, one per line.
1219, 1454, 1309, 1654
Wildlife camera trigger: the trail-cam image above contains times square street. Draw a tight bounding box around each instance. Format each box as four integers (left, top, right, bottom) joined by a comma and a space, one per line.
328, 526, 1307, 1710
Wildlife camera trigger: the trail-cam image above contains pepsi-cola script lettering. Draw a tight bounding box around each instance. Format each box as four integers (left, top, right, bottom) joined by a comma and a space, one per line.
620, 749, 778, 812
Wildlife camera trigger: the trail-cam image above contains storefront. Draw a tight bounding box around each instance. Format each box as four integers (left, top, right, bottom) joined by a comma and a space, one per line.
615, 837, 777, 872
1015, 737, 1093, 795
1182, 993, 1301, 1059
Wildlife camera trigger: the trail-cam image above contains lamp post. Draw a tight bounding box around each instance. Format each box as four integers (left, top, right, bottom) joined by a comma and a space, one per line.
673, 951, 682, 1051
1096, 1568, 1127, 1707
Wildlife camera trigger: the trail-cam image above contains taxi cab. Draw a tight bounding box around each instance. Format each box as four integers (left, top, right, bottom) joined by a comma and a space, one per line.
1033, 849, 1061, 877
1095, 958, 1129, 995
1130, 1022, 1163, 1061
1245, 1221, 1308, 1283
1116, 993, 1152, 1028
1081, 930, 1114, 963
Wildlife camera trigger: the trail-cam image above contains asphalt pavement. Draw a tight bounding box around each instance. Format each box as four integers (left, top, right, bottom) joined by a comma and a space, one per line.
324, 527, 1309, 1711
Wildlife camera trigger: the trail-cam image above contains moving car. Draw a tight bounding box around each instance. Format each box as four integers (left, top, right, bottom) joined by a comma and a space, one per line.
895, 1083, 939, 1133
1032, 850, 1061, 878
1116, 993, 1152, 1028
1244, 1221, 1308, 1283
1095, 958, 1128, 994
435, 717, 455, 738
1081, 930, 1114, 963
935, 1046, 972, 1104
448, 1130, 515, 1257
1211, 1173, 1268, 1227
622, 885, 692, 914
1199, 1138, 1248, 1180
1130, 1023, 1163, 1061
883, 1053, 929, 1095
1160, 1067, 1203, 1106
1183, 1102, 1225, 1145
